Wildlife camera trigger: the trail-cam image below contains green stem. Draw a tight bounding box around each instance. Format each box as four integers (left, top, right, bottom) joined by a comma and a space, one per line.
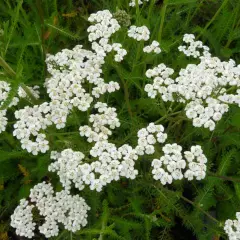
135, 0, 140, 25
0, 56, 38, 104
179, 129, 197, 143
147, 0, 156, 22
167, 118, 183, 130
197, 0, 229, 39
154, 110, 182, 124
2, 132, 15, 148
51, 131, 79, 135
209, 173, 240, 183
0, 56, 16, 78
114, 65, 133, 119
36, 0, 45, 55
98, 222, 105, 240
184, 0, 205, 30
224, 0, 240, 48
56, 230, 67, 240
4, 0, 23, 56
152, 184, 195, 230
226, 86, 237, 93
158, 0, 168, 42
99, 203, 109, 240
180, 195, 219, 224
109, 203, 131, 213
132, 42, 143, 71
20, 83, 38, 105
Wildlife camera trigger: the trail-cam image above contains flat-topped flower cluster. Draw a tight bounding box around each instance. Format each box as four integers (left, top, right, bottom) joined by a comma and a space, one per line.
11, 182, 90, 238
129, 0, 149, 7
7, 8, 240, 239
224, 212, 240, 240
152, 144, 207, 185
144, 34, 240, 131
0, 81, 39, 133
143, 40, 161, 54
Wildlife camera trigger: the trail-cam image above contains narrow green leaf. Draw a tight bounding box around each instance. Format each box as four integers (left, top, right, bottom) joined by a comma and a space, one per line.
168, 0, 197, 5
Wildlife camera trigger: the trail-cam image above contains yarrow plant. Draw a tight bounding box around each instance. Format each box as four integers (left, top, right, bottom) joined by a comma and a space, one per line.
144, 34, 240, 131
11, 182, 90, 238
1, 1, 240, 239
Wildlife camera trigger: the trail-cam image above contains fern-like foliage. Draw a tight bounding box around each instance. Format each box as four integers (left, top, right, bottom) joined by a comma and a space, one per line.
0, 1, 240, 240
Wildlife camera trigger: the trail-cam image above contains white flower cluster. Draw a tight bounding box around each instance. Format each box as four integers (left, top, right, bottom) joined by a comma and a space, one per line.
80, 102, 120, 142
50, 122, 168, 192
90, 141, 139, 185
13, 103, 51, 155
144, 63, 175, 100
128, 25, 150, 41
49, 149, 86, 190
0, 81, 40, 133
46, 11, 122, 102
0, 81, 19, 107
136, 122, 167, 155
185, 98, 228, 130
91, 79, 120, 98
10, 9, 216, 238
176, 55, 239, 130
0, 110, 7, 132
88, 10, 127, 62
152, 144, 184, 185
13, 11, 126, 154
49, 143, 138, 192
46, 45, 97, 106
178, 34, 210, 58
218, 89, 240, 107
88, 10, 120, 42
129, 0, 149, 7
152, 144, 207, 185
0, 81, 19, 133
13, 98, 73, 155
112, 43, 127, 62
183, 145, 207, 180
144, 35, 240, 130
143, 40, 161, 54
11, 182, 90, 239
10, 199, 36, 238
224, 212, 240, 240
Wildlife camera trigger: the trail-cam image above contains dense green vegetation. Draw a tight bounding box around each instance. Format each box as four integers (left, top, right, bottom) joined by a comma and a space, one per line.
0, 0, 240, 239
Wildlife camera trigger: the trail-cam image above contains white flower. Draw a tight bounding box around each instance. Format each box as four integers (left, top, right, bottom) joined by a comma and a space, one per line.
143, 40, 161, 54
10, 199, 36, 238
11, 182, 90, 238
129, 0, 149, 7
147, 134, 156, 144
190, 145, 203, 156
144, 34, 240, 131
152, 144, 207, 184
157, 133, 167, 143
138, 128, 149, 137
87, 10, 120, 42
145, 145, 155, 154
128, 25, 150, 41
224, 212, 240, 240
184, 151, 194, 162
193, 117, 203, 127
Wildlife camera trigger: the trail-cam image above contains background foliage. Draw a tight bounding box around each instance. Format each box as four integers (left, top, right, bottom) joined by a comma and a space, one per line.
0, 0, 240, 239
